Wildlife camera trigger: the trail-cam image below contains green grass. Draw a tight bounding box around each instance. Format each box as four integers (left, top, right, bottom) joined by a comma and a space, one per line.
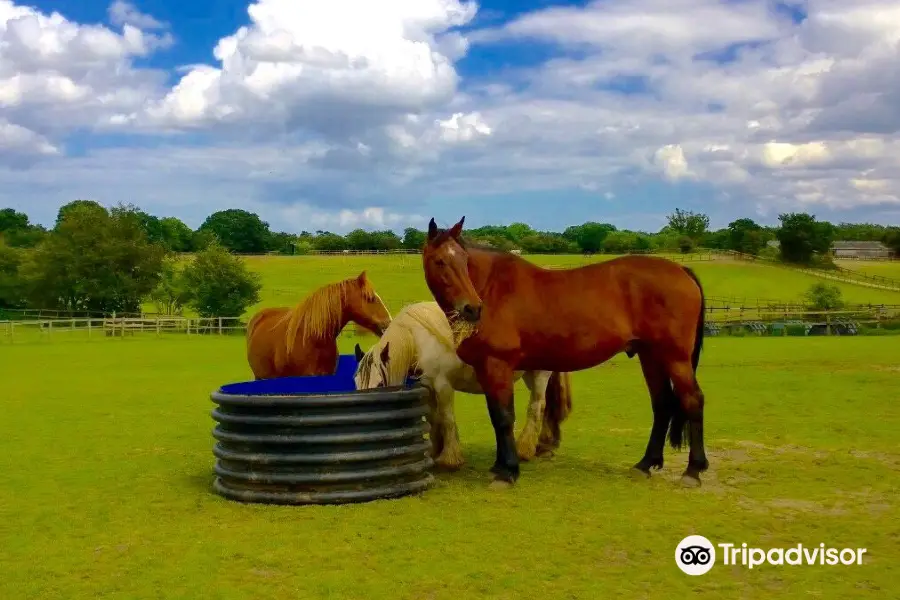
835, 260, 900, 280
230, 254, 900, 319
2, 335, 898, 599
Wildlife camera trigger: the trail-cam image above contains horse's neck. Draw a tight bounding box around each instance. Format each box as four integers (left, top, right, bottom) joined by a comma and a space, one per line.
466, 248, 502, 295
326, 300, 353, 341
293, 296, 350, 345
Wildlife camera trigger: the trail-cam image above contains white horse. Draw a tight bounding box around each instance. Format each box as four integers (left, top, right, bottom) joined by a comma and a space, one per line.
353, 301, 572, 470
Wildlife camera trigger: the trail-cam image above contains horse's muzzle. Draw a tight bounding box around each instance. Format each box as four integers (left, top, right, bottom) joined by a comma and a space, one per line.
459, 303, 482, 323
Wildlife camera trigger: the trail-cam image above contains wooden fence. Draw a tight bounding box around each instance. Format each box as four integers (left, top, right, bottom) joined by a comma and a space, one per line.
2, 307, 899, 344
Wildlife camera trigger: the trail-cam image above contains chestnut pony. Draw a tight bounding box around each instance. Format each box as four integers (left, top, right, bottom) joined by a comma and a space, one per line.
246, 271, 392, 379
421, 217, 709, 488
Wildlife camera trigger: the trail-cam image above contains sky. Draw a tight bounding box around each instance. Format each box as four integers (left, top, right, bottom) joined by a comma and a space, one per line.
2, 0, 900, 234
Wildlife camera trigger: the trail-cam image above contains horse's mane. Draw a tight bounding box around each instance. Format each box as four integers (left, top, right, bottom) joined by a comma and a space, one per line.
276, 276, 376, 357
362, 302, 454, 385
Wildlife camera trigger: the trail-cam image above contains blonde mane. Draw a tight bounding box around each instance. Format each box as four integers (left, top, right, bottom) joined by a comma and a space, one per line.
276, 277, 376, 357
362, 302, 456, 385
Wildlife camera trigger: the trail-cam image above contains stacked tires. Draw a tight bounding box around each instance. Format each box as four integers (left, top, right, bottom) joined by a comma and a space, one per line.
210, 363, 434, 505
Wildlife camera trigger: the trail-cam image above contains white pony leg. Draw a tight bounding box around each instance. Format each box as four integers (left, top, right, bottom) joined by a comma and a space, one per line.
517, 371, 550, 461
421, 381, 444, 459
433, 379, 465, 470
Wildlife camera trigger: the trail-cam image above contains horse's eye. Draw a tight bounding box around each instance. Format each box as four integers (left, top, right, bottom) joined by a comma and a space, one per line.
435, 258, 446, 267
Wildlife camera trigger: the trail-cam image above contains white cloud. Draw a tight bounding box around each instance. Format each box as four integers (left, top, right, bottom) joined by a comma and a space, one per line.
654, 144, 694, 180
124, 0, 478, 139
0, 0, 171, 141
463, 0, 900, 210
108, 1, 167, 31
3, 0, 900, 228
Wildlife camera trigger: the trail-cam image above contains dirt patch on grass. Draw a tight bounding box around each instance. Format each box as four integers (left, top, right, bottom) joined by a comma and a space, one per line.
767, 498, 849, 516
850, 450, 900, 469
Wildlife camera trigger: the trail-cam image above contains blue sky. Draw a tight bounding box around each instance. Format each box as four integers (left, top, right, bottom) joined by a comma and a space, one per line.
2, 0, 899, 233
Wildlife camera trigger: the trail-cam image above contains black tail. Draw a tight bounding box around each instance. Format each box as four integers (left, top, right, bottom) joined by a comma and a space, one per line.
666, 266, 706, 450
682, 266, 706, 374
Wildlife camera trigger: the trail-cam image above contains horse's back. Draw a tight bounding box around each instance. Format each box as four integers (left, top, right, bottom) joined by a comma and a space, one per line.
489, 253, 702, 368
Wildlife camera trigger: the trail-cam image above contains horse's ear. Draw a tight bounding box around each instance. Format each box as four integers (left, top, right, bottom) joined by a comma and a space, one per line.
427, 218, 438, 242
448, 216, 465, 240
357, 270, 368, 284
354, 344, 365, 362
379, 342, 390, 365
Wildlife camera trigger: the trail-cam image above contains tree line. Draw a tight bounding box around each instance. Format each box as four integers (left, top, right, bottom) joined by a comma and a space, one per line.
1, 202, 262, 320
3, 200, 899, 258
1, 200, 898, 318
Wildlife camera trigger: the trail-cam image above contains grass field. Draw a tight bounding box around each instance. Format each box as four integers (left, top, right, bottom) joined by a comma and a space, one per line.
237, 255, 900, 320
835, 260, 900, 280
2, 334, 898, 599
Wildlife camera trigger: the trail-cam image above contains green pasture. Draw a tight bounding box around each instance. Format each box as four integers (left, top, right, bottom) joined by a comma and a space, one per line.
835, 260, 900, 280
236, 254, 900, 320
2, 335, 898, 599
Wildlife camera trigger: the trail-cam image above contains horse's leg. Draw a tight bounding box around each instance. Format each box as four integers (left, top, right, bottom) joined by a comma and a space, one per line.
433, 378, 465, 470
632, 351, 676, 478
516, 371, 548, 461
536, 372, 563, 457
665, 356, 710, 488
474, 357, 519, 486
423, 383, 445, 460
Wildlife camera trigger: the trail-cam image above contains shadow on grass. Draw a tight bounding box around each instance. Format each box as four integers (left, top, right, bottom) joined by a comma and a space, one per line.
429, 442, 630, 486
183, 470, 217, 496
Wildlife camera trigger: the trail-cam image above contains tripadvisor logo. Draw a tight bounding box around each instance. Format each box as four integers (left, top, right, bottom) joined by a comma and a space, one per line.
675, 536, 867, 575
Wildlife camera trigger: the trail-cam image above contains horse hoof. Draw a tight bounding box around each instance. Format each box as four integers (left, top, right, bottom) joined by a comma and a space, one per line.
489, 479, 514, 491
679, 474, 702, 488
629, 466, 651, 480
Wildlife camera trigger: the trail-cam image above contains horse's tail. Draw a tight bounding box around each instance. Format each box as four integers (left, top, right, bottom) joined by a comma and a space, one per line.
544, 371, 573, 436
667, 266, 706, 450
682, 266, 706, 374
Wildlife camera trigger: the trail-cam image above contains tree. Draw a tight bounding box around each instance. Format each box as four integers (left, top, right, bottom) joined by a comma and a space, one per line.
191, 229, 217, 251
267, 231, 298, 254
402, 228, 426, 250
776, 213, 834, 264
602, 231, 638, 253
198, 209, 271, 254
727, 218, 765, 255
159, 217, 194, 252
0, 208, 46, 248
180, 241, 263, 319
665, 208, 710, 240
345, 229, 374, 250
519, 233, 579, 254
505, 222, 535, 243
804, 282, 843, 311
23, 203, 166, 315
882, 227, 900, 255
678, 235, 695, 253
149, 257, 192, 316
136, 210, 167, 247
562, 222, 616, 253
55, 200, 106, 229
294, 240, 314, 255
833, 222, 887, 241
0, 208, 29, 232
0, 239, 26, 309
312, 233, 347, 252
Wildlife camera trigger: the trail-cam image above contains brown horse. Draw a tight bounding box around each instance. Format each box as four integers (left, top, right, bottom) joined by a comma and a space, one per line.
421, 217, 709, 489
246, 272, 392, 379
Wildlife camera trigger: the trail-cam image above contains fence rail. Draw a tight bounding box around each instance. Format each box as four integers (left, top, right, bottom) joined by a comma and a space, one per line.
722, 250, 900, 291
3, 308, 899, 344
